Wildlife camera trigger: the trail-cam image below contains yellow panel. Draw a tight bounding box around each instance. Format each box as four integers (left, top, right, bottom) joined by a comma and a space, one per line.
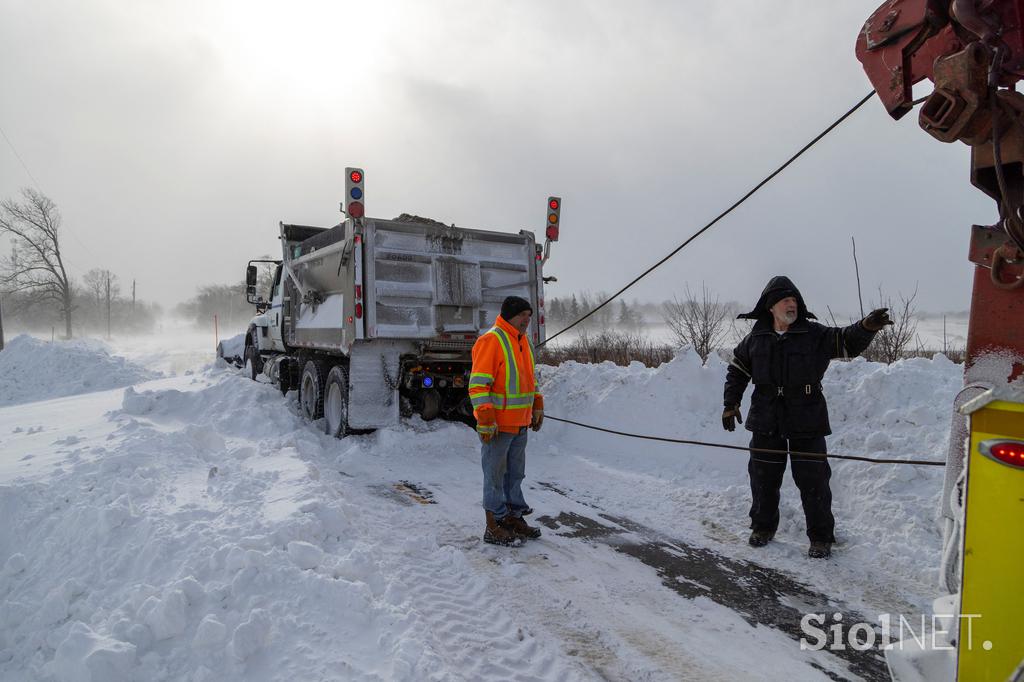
957, 401, 1024, 681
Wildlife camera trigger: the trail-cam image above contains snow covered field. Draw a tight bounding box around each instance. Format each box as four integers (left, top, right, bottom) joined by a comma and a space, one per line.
0, 334, 962, 681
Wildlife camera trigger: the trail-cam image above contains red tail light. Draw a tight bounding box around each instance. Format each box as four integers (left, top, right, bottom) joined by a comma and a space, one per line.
980, 439, 1024, 469
355, 303, 363, 318
355, 285, 362, 299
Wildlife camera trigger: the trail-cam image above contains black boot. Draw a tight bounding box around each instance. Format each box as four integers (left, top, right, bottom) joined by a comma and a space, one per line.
808, 541, 832, 559
748, 529, 775, 547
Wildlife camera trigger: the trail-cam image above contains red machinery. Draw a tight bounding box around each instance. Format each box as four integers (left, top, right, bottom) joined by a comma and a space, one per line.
857, 3, 1024, 680
857, 0, 1024, 375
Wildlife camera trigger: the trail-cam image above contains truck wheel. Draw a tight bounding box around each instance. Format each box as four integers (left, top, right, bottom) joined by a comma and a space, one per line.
299, 359, 327, 421
323, 365, 350, 438
244, 346, 261, 381
420, 389, 441, 421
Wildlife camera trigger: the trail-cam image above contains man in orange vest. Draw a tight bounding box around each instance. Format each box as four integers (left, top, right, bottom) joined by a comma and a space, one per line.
469, 296, 545, 546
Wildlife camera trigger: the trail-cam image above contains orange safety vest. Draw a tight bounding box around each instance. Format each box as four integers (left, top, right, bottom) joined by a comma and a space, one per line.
469, 315, 543, 432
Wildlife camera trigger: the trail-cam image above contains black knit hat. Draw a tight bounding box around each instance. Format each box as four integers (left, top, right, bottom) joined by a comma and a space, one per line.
764, 288, 798, 311
500, 296, 533, 320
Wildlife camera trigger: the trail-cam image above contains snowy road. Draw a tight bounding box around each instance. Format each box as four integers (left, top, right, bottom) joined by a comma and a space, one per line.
0, 336, 960, 680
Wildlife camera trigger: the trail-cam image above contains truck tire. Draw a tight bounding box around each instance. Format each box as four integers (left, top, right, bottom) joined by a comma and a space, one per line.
244, 346, 261, 381
245, 329, 264, 381
299, 359, 327, 421
323, 365, 350, 438
420, 389, 441, 421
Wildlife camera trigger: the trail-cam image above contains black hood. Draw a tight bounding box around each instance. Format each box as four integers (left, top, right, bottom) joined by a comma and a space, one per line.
737, 275, 816, 321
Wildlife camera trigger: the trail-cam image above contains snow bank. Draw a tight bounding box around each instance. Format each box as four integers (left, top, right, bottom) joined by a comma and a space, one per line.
0, 335, 159, 407
216, 332, 246, 368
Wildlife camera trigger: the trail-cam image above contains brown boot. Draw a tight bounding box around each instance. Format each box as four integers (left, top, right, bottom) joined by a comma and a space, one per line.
484, 511, 519, 546
501, 514, 542, 539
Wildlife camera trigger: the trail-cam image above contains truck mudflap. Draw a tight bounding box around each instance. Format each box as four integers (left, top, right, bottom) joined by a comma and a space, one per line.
347, 341, 411, 429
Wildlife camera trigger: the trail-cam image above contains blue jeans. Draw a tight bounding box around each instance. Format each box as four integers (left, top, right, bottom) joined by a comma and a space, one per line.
481, 428, 529, 520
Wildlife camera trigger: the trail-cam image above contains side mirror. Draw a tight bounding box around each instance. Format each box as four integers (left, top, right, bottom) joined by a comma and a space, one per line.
246, 265, 258, 286
246, 284, 257, 304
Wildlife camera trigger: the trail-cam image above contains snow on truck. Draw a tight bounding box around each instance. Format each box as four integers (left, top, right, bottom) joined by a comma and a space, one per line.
241, 168, 561, 437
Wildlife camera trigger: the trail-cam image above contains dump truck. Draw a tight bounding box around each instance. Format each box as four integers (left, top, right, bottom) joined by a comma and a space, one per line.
242, 168, 561, 437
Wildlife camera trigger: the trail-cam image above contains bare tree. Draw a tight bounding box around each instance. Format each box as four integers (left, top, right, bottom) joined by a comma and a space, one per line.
0, 189, 75, 338
82, 268, 112, 309
864, 286, 920, 364
662, 283, 730, 363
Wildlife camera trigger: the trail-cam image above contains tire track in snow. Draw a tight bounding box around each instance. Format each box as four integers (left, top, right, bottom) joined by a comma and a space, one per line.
364, 505, 590, 682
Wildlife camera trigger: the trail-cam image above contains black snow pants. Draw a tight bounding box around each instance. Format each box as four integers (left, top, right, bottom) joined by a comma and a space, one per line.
748, 433, 835, 543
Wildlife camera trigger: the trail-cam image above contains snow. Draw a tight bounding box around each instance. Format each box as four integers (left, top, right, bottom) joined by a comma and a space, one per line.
0, 335, 158, 407
216, 332, 246, 367
0, 335, 965, 680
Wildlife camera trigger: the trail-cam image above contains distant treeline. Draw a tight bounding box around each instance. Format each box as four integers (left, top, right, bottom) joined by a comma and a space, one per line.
1, 268, 161, 337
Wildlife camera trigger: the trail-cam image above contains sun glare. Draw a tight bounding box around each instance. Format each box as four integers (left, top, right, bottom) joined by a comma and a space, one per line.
209, 1, 398, 100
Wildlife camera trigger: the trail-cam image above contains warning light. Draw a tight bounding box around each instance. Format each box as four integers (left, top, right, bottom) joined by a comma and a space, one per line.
981, 439, 1024, 469
345, 167, 365, 219
423, 377, 434, 388
546, 195, 561, 242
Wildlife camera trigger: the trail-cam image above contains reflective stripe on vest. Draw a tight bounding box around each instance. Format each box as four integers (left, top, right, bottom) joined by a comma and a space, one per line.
484, 326, 536, 410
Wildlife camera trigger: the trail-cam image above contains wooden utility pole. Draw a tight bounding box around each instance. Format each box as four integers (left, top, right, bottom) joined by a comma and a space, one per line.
0, 296, 5, 351
132, 279, 136, 316
106, 273, 111, 339
851, 236, 865, 318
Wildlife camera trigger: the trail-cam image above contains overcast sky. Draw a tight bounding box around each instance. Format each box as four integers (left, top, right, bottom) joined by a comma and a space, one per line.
0, 0, 997, 317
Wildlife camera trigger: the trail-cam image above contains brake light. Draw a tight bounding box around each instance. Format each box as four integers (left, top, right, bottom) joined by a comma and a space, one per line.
345, 167, 365, 218
355, 303, 363, 318
981, 439, 1024, 469
355, 285, 362, 299
546, 195, 561, 241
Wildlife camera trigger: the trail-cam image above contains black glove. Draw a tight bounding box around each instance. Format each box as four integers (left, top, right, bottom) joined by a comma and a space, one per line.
862, 308, 894, 332
722, 405, 743, 432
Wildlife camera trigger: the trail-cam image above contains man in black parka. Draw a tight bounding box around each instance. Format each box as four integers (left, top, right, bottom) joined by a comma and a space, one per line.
722, 276, 892, 558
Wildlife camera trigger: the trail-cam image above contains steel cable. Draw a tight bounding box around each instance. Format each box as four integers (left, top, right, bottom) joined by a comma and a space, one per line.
546, 415, 946, 467
539, 90, 877, 348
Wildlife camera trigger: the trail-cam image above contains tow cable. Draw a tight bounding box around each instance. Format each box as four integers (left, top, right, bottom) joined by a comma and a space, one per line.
540, 90, 877, 347
546, 415, 946, 467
